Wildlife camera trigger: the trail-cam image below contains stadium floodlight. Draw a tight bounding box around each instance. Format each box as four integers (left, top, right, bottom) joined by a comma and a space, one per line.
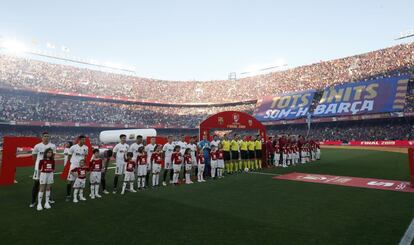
0, 39, 27, 54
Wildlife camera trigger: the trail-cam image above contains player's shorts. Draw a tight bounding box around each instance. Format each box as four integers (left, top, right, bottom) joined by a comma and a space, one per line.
73, 178, 86, 188
275, 153, 280, 161
33, 169, 40, 180
223, 151, 231, 161
191, 157, 197, 167
39, 172, 54, 185
249, 150, 255, 159
124, 171, 135, 182
152, 163, 161, 174
137, 164, 147, 176
67, 164, 78, 181
217, 159, 225, 168
255, 150, 262, 159
198, 164, 205, 172
185, 163, 192, 171
211, 160, 218, 169
231, 151, 239, 160
90, 171, 101, 184
115, 164, 125, 175
173, 164, 182, 172
240, 150, 248, 160
164, 159, 172, 170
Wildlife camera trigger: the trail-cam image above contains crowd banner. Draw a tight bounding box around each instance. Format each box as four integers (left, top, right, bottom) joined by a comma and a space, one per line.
253, 90, 316, 121
313, 76, 409, 117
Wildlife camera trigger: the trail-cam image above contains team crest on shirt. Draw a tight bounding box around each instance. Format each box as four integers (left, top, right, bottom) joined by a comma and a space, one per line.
129, 134, 135, 140
248, 119, 253, 126
233, 113, 240, 123
218, 117, 224, 125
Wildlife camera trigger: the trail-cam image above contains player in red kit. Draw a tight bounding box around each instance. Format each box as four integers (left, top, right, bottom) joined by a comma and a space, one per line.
71, 159, 89, 203
196, 151, 205, 182
210, 145, 218, 179
37, 148, 55, 211
89, 149, 103, 199
151, 145, 163, 187
136, 146, 147, 190
171, 145, 182, 185
122, 152, 137, 194
217, 145, 225, 178
183, 148, 193, 184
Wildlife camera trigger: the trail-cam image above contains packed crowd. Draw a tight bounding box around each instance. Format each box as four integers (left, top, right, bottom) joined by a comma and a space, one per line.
1, 42, 414, 103
0, 90, 255, 128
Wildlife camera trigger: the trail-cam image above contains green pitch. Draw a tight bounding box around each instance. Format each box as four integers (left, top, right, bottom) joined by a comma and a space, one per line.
0, 148, 413, 245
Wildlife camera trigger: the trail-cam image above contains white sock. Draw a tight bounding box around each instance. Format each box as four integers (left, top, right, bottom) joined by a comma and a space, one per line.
137, 178, 141, 188
95, 185, 99, 195
90, 185, 95, 196
142, 177, 146, 187
173, 173, 177, 183
185, 173, 190, 182
45, 190, 50, 203
73, 189, 79, 200
38, 191, 43, 205
122, 182, 127, 192
152, 175, 156, 186
130, 182, 134, 190
211, 168, 215, 178
79, 189, 84, 198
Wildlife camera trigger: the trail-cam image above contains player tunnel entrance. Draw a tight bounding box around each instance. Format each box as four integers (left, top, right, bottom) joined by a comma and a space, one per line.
199, 111, 266, 140
199, 110, 267, 166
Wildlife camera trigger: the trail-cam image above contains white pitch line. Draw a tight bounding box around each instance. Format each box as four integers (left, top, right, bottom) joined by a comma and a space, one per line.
399, 217, 414, 245
247, 171, 281, 176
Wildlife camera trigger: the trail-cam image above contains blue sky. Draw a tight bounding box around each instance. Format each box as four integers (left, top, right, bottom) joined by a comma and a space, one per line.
1, 0, 413, 80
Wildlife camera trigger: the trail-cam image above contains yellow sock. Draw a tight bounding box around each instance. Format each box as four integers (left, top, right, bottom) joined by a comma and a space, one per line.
258, 159, 262, 169
238, 161, 242, 170
229, 162, 233, 173
248, 160, 252, 169
255, 160, 259, 169
234, 161, 238, 172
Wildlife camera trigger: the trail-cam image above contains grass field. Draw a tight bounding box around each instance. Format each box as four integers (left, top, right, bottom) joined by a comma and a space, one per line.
1, 148, 413, 245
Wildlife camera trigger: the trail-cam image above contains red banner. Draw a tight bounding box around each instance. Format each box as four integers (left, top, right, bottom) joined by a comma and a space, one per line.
409, 148, 414, 187
348, 140, 414, 147
319, 141, 342, 145
274, 172, 414, 193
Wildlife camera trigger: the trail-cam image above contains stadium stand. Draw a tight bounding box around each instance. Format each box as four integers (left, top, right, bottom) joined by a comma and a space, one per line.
0, 43, 413, 104
1, 42, 414, 147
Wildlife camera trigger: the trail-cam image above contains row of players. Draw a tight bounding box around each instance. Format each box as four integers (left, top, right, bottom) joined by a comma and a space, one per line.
30, 132, 320, 211
270, 144, 321, 168
30, 133, 263, 211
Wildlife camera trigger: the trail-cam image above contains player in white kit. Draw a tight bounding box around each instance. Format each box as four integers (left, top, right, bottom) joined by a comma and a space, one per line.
175, 135, 188, 182
145, 137, 156, 188
30, 132, 57, 208
187, 137, 198, 180
128, 135, 144, 176
63, 141, 73, 166
112, 134, 129, 194
66, 135, 88, 201
162, 136, 175, 186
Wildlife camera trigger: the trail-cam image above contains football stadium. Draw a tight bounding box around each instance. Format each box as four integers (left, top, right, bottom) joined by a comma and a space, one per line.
1, 1, 414, 245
